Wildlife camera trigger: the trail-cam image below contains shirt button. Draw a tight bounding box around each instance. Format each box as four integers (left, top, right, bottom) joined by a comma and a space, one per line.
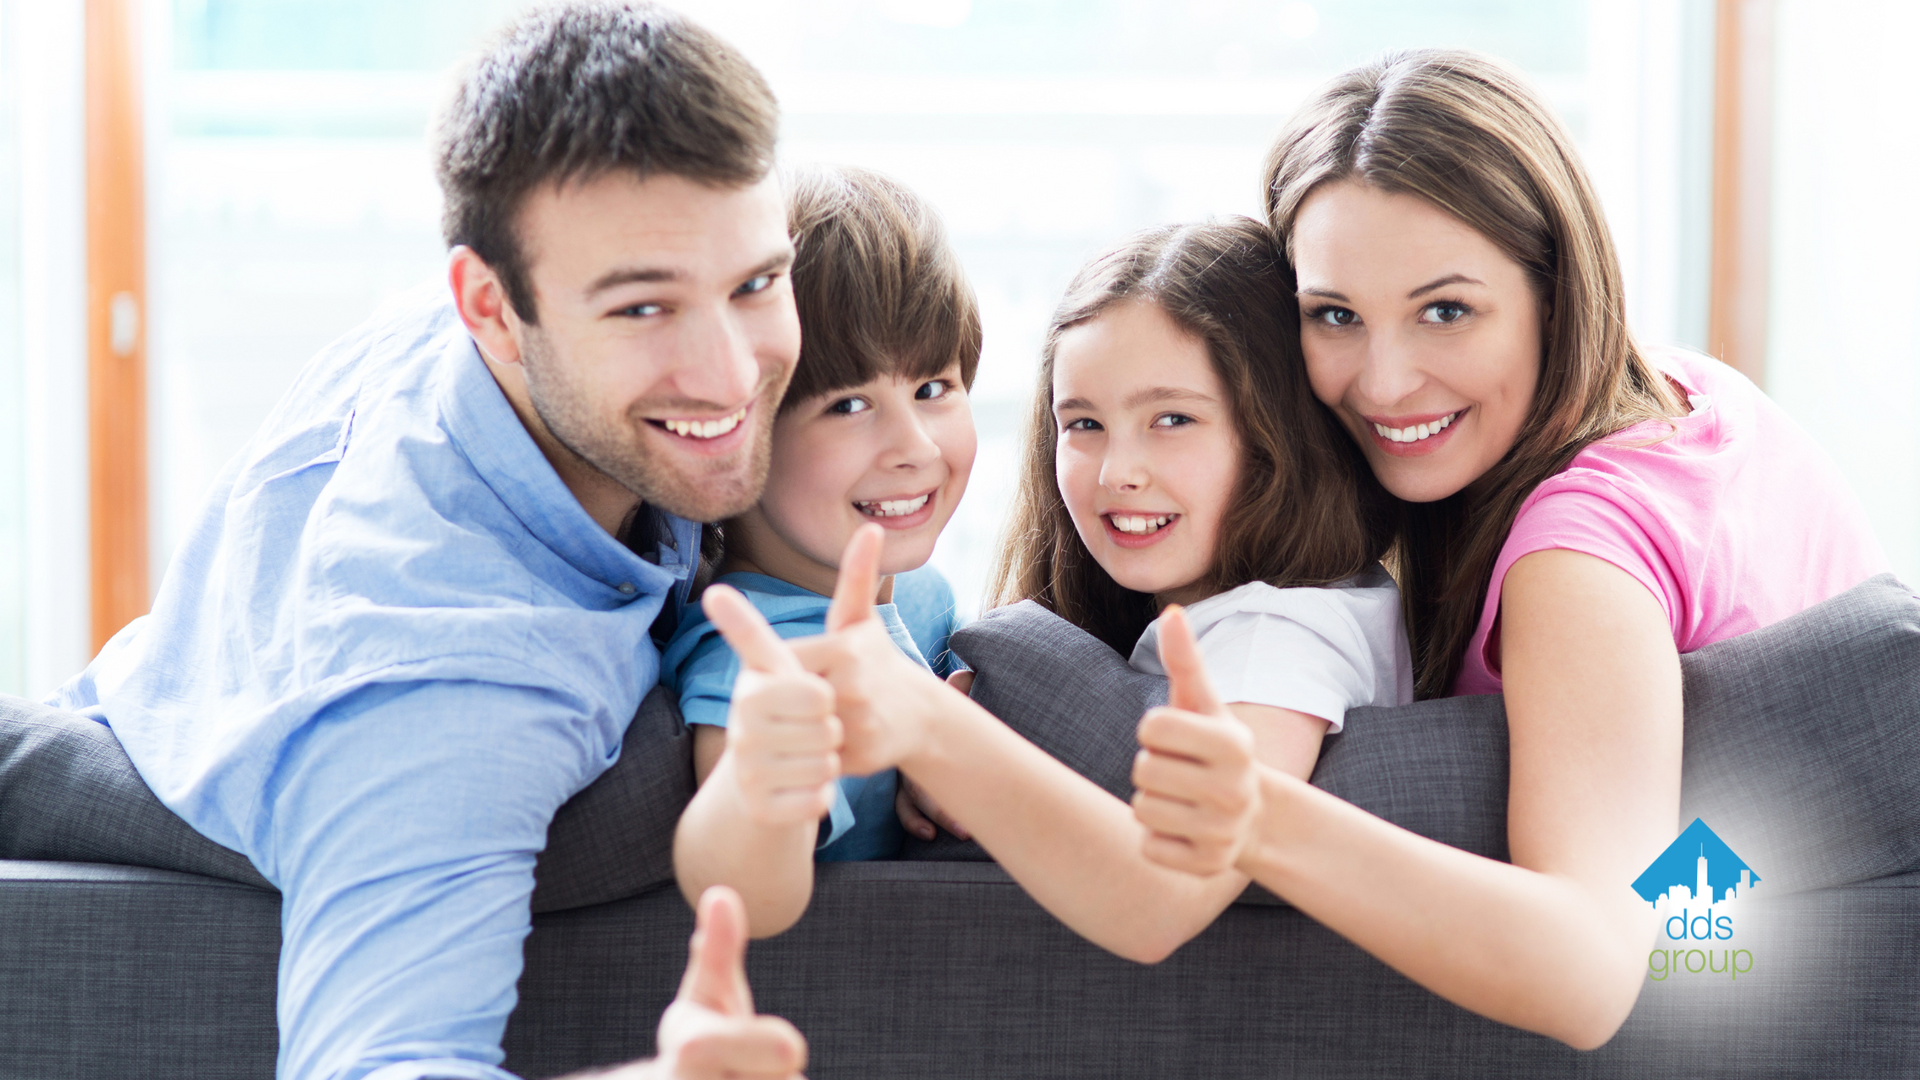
617, 582, 636, 595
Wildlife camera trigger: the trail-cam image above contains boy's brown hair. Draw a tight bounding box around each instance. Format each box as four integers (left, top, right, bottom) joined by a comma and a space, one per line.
435, 1, 779, 324
988, 218, 1394, 654
782, 165, 982, 409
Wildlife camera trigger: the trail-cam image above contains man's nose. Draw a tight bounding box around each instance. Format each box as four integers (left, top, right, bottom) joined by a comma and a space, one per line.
673, 305, 762, 407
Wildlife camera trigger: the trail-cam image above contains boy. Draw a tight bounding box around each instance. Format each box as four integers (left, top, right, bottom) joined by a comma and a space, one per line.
668, 165, 981, 935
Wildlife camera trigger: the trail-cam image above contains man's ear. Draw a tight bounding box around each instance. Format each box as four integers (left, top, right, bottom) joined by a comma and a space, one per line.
449, 245, 523, 366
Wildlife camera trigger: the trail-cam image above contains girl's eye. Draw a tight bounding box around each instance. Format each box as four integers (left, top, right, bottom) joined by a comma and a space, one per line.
915, 379, 952, 401
1307, 305, 1358, 327
734, 273, 776, 297
1062, 417, 1101, 433
1420, 300, 1471, 324
1151, 413, 1195, 428
826, 396, 871, 416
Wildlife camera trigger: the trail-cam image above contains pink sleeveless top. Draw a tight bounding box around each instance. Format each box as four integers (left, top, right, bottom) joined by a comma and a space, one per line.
1451, 351, 1888, 696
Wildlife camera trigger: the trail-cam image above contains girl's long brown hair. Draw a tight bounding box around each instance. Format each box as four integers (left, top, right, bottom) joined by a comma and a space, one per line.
1263, 50, 1685, 698
988, 218, 1394, 654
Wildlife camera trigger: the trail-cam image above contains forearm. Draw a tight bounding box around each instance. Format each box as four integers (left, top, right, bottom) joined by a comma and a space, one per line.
1239, 767, 1655, 1047
900, 696, 1245, 964
673, 752, 818, 938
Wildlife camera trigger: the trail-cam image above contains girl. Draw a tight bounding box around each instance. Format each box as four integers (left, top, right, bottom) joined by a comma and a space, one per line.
1128, 50, 1887, 1048
993, 217, 1408, 781
708, 219, 1407, 964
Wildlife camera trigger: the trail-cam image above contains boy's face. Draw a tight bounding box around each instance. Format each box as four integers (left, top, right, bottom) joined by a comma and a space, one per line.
727, 364, 976, 597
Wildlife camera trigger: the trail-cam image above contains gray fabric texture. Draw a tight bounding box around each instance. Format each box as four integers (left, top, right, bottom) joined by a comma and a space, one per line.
936, 575, 1920, 890
0, 685, 694, 914
4, 858, 1916, 1079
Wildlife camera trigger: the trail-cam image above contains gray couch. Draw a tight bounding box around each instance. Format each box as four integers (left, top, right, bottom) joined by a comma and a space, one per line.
3, 575, 1918, 1078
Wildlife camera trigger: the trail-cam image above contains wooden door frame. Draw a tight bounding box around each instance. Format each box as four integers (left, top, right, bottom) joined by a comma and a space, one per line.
86, 0, 146, 654
1708, 0, 1774, 386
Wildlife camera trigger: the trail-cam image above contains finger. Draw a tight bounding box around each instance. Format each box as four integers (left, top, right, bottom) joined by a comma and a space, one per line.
680, 886, 755, 1017
1130, 747, 1225, 806
824, 524, 885, 633
1157, 605, 1226, 717
676, 1015, 809, 1079
1137, 707, 1250, 764
1131, 788, 1233, 839
705, 585, 804, 676
747, 783, 839, 826
1140, 830, 1224, 877
895, 784, 937, 841
946, 669, 975, 695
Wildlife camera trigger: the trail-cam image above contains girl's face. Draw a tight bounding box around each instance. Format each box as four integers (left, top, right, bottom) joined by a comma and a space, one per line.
730, 364, 976, 597
1053, 299, 1239, 608
1292, 179, 1543, 503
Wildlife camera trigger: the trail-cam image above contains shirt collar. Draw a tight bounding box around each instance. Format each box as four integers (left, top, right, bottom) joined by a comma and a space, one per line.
436, 331, 693, 597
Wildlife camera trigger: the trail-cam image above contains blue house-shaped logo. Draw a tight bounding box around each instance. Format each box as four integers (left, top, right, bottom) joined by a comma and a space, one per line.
1632, 818, 1760, 906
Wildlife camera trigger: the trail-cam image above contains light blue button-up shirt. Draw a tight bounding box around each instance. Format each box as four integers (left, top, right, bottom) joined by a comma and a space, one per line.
51, 287, 698, 1080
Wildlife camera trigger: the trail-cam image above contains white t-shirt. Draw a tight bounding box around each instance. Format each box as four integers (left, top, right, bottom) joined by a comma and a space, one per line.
1128, 564, 1413, 732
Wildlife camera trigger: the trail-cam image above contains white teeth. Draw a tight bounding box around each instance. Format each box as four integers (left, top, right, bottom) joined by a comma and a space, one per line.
1108, 513, 1173, 535
1372, 411, 1458, 444
659, 407, 747, 440
856, 493, 931, 517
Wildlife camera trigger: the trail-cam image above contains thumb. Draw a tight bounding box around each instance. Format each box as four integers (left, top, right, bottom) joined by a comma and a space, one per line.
1158, 605, 1226, 717
824, 524, 884, 633
679, 885, 755, 1017
704, 584, 803, 676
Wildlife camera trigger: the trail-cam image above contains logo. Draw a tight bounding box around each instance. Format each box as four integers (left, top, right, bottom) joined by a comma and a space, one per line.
1634, 818, 1760, 982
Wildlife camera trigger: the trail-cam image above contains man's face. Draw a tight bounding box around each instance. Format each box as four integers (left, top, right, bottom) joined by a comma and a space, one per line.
510, 171, 800, 524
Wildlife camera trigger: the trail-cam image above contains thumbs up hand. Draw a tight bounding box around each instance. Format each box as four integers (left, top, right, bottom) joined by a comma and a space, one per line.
788, 524, 951, 777
703, 584, 842, 827
647, 885, 809, 1079
1130, 605, 1261, 877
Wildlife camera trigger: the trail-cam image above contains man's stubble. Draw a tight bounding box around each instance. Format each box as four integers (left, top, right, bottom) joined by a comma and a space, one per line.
518, 327, 785, 525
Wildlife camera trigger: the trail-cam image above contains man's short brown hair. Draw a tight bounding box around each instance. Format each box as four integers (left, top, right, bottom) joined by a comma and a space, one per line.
782, 165, 982, 409
434, 1, 778, 323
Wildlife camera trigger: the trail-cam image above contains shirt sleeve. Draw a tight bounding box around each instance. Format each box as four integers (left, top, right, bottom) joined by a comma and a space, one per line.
1492, 485, 1684, 639
258, 678, 610, 1080
673, 630, 743, 729
1192, 610, 1372, 733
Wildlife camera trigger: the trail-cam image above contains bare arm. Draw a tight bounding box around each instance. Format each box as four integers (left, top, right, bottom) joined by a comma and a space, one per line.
1136, 549, 1680, 1047
672, 587, 842, 939
793, 528, 1324, 964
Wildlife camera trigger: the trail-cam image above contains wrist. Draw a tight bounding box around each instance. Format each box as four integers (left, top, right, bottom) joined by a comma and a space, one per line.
1234, 765, 1304, 881
894, 666, 973, 775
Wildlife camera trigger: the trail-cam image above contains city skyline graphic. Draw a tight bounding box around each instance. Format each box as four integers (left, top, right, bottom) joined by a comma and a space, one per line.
1632, 818, 1760, 907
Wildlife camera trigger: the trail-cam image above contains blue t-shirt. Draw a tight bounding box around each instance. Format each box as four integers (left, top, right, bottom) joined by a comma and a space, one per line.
662, 567, 959, 861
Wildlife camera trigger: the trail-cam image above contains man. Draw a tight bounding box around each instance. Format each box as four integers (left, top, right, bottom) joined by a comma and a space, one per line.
43, 4, 802, 1076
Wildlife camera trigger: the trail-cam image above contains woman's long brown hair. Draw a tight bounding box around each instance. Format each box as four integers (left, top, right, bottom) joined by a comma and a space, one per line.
1263, 50, 1685, 698
988, 218, 1394, 654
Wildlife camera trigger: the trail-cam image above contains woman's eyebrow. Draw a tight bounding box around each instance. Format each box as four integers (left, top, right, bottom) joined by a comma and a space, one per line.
1407, 273, 1485, 299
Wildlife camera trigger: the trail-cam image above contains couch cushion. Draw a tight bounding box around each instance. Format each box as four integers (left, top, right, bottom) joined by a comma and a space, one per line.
939, 575, 1920, 892
0, 686, 695, 914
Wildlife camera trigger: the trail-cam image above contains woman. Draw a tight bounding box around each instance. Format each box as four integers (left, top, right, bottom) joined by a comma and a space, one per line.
1129, 50, 1887, 1048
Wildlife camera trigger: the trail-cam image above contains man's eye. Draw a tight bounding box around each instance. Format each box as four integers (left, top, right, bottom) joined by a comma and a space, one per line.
1306, 305, 1358, 327
827, 396, 871, 415
735, 273, 776, 297
1151, 413, 1195, 428
1421, 301, 1471, 324
915, 379, 952, 401
615, 302, 665, 318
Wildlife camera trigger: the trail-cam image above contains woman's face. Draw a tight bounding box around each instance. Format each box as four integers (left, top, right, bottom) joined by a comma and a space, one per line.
1052, 299, 1239, 608
1292, 180, 1542, 503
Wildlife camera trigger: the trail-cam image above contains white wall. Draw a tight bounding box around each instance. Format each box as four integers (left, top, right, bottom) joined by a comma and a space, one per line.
1768, 0, 1920, 583
14, 0, 91, 697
